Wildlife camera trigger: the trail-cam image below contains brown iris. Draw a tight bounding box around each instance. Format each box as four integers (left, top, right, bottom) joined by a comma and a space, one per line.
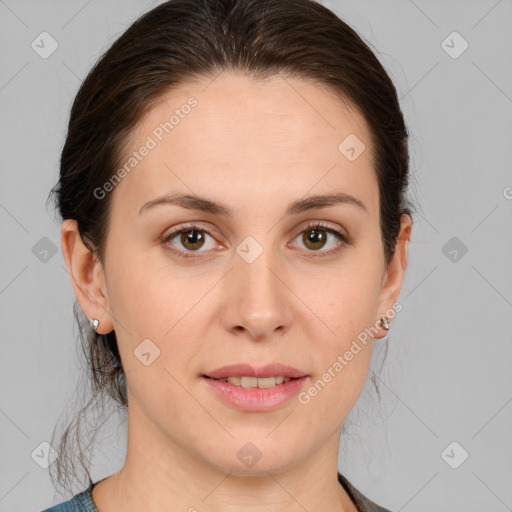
180, 229, 205, 250
302, 227, 327, 250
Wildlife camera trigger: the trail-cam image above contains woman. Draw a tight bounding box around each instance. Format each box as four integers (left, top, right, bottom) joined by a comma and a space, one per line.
42, 0, 414, 510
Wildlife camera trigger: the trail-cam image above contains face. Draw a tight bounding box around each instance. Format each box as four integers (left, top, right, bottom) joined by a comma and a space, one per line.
64, 71, 410, 478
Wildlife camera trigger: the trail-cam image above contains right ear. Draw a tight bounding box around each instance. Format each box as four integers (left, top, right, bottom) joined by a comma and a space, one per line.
60, 219, 114, 334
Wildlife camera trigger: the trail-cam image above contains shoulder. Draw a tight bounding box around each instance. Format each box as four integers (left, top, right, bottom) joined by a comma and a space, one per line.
338, 472, 393, 512
40, 483, 98, 512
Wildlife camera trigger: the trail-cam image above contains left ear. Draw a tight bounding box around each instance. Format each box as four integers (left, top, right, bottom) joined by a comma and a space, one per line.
375, 213, 412, 339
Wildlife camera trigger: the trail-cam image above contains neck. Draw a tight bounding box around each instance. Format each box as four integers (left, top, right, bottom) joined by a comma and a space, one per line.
91, 409, 357, 512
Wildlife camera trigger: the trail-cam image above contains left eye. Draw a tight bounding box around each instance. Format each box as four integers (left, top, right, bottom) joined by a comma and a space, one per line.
291, 224, 347, 253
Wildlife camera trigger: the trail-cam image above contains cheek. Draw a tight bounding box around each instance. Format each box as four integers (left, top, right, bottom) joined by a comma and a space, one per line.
105, 244, 187, 336
297, 285, 377, 425
293, 252, 382, 406
305, 260, 383, 343
105, 248, 217, 386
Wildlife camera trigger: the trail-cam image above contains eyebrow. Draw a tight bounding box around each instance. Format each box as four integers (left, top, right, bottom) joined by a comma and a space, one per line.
138, 191, 368, 216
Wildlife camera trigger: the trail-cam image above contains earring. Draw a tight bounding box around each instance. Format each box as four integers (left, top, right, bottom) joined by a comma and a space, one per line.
380, 315, 390, 330
89, 318, 100, 331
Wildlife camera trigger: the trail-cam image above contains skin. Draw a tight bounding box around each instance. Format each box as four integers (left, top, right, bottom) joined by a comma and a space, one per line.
61, 70, 412, 512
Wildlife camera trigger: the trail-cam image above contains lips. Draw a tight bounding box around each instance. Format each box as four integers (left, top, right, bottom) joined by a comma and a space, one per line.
203, 362, 308, 380
203, 374, 310, 411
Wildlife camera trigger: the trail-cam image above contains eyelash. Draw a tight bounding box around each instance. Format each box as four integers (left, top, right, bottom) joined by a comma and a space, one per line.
160, 221, 349, 259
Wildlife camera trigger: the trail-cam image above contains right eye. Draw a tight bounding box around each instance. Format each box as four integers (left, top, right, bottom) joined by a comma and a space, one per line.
161, 223, 222, 258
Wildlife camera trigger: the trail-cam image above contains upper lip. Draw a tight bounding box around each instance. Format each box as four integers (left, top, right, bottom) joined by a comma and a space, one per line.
203, 363, 308, 379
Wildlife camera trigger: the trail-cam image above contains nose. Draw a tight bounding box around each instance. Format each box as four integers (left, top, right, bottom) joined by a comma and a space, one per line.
220, 249, 293, 341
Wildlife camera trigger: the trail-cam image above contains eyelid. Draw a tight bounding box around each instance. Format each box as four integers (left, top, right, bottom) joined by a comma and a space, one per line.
293, 219, 348, 240
160, 222, 224, 258
288, 219, 349, 257
163, 221, 220, 240
160, 219, 349, 258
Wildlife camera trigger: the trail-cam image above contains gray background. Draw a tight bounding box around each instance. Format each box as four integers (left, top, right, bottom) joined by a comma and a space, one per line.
1, 0, 511, 510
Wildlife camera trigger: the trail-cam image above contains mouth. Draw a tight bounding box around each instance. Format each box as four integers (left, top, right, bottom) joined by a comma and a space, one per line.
201, 373, 310, 411
202, 375, 301, 388
203, 362, 308, 381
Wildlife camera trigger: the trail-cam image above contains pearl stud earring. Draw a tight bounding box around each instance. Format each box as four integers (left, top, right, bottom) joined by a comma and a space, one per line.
89, 318, 100, 331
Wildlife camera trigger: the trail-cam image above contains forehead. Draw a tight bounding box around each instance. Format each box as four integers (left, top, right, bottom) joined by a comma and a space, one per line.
111, 71, 378, 219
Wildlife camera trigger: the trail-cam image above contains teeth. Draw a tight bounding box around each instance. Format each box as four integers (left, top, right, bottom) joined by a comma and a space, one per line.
216, 376, 292, 388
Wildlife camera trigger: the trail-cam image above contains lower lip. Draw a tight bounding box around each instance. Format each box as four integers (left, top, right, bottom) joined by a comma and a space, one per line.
202, 376, 309, 412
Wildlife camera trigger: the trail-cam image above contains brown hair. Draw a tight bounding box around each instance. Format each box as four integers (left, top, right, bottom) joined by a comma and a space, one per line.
48, 0, 415, 495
